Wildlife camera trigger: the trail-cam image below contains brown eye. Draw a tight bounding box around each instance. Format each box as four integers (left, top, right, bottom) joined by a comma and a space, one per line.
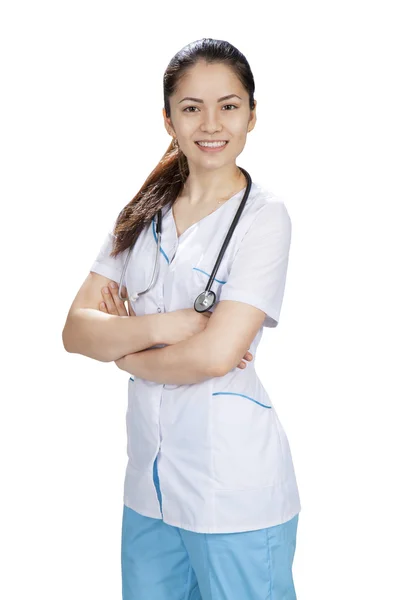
183, 104, 238, 113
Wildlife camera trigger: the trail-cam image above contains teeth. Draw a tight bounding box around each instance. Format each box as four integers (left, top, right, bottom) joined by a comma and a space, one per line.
197, 141, 227, 147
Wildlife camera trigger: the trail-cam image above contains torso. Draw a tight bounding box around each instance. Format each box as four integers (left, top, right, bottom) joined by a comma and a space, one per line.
118, 179, 302, 532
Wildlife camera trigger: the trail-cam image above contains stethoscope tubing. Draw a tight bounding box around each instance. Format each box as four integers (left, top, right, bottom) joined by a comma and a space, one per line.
118, 166, 252, 311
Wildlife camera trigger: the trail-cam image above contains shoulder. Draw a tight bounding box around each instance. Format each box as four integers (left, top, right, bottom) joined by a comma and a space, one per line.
245, 180, 292, 234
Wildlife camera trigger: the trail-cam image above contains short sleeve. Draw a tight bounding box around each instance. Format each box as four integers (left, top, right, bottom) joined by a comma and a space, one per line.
89, 223, 127, 287
219, 201, 292, 328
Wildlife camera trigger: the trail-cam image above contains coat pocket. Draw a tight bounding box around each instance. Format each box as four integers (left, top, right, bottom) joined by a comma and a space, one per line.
210, 382, 284, 489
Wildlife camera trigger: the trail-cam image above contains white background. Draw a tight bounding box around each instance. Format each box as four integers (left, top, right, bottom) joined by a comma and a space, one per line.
1, 1, 399, 598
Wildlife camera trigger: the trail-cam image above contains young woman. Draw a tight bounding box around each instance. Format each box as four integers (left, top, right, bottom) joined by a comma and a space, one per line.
63, 38, 301, 600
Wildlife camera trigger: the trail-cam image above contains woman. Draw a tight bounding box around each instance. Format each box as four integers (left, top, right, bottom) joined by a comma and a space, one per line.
63, 38, 301, 600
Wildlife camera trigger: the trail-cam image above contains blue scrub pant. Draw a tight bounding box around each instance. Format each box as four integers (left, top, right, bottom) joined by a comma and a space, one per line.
121, 456, 299, 599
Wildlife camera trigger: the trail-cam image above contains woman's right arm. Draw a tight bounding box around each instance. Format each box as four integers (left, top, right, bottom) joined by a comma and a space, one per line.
62, 271, 211, 363
62, 271, 166, 362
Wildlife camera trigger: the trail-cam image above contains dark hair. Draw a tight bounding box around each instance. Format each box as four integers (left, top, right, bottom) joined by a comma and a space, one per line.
110, 37, 256, 258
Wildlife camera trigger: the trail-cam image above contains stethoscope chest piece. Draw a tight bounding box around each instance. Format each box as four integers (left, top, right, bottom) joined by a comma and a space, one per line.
194, 290, 216, 312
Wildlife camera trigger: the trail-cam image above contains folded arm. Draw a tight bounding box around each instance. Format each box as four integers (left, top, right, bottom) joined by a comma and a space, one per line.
117, 328, 219, 384
62, 275, 166, 362
117, 300, 266, 385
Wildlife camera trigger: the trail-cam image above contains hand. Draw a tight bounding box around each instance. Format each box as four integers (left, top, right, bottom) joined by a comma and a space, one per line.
98, 281, 135, 371
238, 350, 253, 370
98, 281, 136, 317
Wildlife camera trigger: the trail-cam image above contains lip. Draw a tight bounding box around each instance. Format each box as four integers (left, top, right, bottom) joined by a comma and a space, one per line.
195, 140, 228, 143
195, 140, 229, 153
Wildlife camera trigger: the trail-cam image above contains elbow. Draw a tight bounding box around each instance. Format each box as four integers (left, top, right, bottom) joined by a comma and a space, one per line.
201, 341, 233, 379
62, 315, 81, 355
194, 332, 232, 379
62, 324, 82, 356
61, 316, 112, 362
213, 363, 231, 378
62, 322, 73, 353
206, 353, 231, 379
62, 310, 81, 354
210, 348, 242, 378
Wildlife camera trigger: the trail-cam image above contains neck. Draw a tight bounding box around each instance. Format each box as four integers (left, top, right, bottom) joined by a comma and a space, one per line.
181, 165, 246, 207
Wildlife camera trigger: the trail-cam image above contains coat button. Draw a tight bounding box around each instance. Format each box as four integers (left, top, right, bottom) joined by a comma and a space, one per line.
157, 308, 162, 313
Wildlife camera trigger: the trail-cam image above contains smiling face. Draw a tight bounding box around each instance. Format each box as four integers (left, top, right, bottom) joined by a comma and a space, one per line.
163, 60, 257, 172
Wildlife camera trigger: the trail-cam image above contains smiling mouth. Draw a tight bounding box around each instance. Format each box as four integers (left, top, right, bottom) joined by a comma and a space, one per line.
195, 141, 229, 147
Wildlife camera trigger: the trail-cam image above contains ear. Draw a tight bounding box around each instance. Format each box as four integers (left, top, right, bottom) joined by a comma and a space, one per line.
162, 107, 175, 137
248, 100, 257, 133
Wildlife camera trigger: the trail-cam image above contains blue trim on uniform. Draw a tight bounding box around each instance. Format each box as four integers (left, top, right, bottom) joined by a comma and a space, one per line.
153, 454, 163, 517
192, 267, 227, 284
212, 391, 272, 409
152, 218, 169, 264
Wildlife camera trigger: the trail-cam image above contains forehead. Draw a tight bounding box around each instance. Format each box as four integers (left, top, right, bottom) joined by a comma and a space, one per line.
172, 61, 244, 100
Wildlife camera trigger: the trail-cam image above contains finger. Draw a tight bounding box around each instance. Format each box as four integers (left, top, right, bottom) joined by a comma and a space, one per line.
108, 281, 129, 316
244, 351, 253, 361
99, 301, 108, 312
238, 361, 246, 369
128, 302, 137, 317
101, 286, 119, 315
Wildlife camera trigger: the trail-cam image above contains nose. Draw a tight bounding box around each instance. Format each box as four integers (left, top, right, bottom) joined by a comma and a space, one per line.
200, 108, 223, 134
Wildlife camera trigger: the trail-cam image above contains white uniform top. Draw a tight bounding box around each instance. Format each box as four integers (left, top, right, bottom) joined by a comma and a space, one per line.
90, 179, 301, 533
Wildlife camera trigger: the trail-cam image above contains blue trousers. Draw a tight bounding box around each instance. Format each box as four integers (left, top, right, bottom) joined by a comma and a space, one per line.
121, 456, 299, 599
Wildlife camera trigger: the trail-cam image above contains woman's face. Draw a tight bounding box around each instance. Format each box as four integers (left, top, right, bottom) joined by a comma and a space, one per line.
163, 60, 256, 170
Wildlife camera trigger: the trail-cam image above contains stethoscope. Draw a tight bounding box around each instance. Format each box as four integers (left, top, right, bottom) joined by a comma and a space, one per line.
118, 166, 252, 313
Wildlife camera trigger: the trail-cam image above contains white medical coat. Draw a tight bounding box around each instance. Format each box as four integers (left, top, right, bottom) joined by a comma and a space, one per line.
90, 180, 301, 533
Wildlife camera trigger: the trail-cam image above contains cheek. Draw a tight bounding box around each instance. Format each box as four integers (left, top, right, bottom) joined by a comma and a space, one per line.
175, 118, 195, 139
231, 123, 248, 141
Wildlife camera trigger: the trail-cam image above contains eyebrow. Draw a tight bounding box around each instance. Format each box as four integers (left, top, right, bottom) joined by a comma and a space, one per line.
178, 94, 242, 104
